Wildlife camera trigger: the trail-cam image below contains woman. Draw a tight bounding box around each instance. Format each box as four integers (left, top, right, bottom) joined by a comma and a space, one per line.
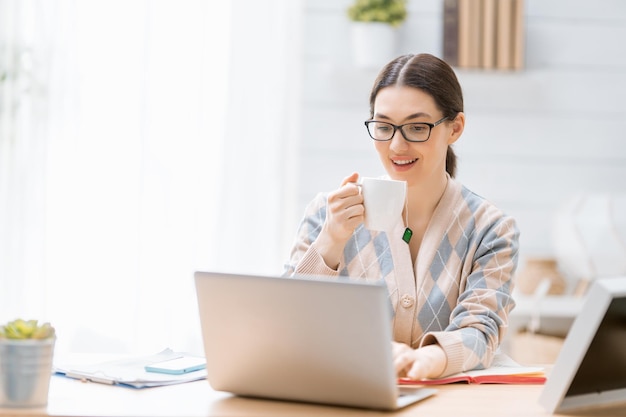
283, 53, 519, 381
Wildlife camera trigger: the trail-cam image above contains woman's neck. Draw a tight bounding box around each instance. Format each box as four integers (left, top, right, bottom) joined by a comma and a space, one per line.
406, 172, 449, 220
403, 172, 449, 263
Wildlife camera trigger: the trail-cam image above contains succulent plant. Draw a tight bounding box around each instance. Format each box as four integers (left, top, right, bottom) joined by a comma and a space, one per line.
347, 0, 407, 28
0, 319, 56, 340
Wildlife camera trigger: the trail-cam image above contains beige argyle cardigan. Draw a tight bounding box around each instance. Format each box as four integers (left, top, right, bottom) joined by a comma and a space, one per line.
283, 176, 519, 378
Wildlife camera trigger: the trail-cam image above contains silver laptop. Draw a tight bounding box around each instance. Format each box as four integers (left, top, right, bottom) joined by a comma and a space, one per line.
194, 271, 436, 410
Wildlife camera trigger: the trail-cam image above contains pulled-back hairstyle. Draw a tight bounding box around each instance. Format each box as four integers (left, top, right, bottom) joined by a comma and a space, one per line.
369, 53, 463, 178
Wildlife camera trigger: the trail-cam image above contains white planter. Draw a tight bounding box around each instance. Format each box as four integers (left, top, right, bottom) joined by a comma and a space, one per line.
350, 22, 398, 70
0, 338, 55, 407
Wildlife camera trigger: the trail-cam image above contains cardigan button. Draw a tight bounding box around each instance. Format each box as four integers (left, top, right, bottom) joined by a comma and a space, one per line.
400, 294, 415, 308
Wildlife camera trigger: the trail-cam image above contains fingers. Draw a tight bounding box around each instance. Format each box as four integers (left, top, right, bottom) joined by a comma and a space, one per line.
334, 172, 361, 201
326, 190, 364, 236
312, 173, 365, 269
391, 341, 410, 358
326, 173, 364, 233
393, 344, 447, 381
405, 357, 430, 381
340, 172, 360, 187
394, 350, 428, 380
314, 173, 364, 267
392, 342, 414, 378
393, 343, 429, 380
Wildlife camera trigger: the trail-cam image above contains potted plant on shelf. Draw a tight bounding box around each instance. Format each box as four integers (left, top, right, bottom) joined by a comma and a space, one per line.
347, 0, 408, 69
0, 319, 56, 408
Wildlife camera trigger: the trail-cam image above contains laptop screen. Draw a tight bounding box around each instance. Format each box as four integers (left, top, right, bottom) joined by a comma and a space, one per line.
565, 296, 626, 397
539, 277, 626, 413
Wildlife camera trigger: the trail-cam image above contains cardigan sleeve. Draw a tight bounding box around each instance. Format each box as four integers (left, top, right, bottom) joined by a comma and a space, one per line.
282, 193, 340, 278
421, 214, 520, 377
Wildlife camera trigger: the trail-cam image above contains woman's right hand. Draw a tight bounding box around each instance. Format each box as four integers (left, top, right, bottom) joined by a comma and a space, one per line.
315, 172, 364, 270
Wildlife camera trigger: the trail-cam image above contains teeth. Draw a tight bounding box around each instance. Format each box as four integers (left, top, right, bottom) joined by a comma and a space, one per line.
394, 159, 417, 165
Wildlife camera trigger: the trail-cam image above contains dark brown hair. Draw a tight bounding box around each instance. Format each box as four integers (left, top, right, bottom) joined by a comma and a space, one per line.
369, 53, 463, 178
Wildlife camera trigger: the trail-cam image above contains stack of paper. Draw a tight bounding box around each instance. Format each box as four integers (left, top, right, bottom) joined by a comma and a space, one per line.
54, 348, 207, 388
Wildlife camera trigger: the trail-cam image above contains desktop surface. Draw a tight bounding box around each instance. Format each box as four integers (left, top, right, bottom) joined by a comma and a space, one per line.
2, 373, 626, 417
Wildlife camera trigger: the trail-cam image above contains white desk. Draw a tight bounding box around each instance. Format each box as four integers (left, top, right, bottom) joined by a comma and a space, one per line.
2, 374, 626, 417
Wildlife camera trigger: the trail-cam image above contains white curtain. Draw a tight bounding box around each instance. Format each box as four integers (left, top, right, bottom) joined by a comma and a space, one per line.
214, 0, 302, 273
0, 0, 301, 355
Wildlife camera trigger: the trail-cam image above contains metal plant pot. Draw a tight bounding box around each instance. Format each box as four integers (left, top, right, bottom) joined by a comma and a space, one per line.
0, 338, 55, 407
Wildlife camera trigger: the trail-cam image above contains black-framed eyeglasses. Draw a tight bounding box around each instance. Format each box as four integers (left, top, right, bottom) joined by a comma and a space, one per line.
364, 116, 449, 143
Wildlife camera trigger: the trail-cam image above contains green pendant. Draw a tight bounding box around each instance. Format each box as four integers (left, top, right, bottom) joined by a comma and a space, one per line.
402, 227, 413, 244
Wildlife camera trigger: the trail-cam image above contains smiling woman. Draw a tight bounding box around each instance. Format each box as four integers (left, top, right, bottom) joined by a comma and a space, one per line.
0, 0, 301, 355
284, 53, 519, 382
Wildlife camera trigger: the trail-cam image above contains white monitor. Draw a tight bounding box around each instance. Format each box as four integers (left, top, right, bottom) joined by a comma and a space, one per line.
539, 277, 626, 413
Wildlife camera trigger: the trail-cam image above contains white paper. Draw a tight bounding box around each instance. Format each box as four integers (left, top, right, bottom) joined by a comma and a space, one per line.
53, 348, 207, 388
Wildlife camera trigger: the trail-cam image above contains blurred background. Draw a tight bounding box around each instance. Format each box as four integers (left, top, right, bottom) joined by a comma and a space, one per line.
1, 0, 625, 358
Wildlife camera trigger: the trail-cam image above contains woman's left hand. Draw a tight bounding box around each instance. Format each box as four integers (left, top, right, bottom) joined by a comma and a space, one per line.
392, 342, 447, 380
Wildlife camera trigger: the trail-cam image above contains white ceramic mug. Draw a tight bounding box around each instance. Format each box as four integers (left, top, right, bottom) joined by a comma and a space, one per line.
359, 177, 407, 231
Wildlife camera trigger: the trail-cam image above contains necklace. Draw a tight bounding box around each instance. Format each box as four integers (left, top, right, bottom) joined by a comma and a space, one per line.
402, 192, 413, 244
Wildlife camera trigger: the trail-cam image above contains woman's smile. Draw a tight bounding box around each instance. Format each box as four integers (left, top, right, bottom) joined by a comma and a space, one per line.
391, 157, 418, 171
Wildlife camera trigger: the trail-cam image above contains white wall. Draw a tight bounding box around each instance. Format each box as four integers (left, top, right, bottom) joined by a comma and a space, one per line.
293, 0, 626, 281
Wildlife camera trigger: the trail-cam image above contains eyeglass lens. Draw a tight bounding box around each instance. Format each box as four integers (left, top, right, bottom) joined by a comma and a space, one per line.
367, 122, 431, 141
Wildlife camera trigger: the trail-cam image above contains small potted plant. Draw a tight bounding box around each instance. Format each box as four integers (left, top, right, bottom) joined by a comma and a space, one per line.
0, 319, 56, 408
347, 0, 408, 69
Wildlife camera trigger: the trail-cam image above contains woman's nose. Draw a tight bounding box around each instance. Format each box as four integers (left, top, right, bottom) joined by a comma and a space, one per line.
389, 128, 408, 152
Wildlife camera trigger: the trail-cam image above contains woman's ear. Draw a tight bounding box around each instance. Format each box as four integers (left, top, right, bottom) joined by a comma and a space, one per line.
447, 112, 465, 145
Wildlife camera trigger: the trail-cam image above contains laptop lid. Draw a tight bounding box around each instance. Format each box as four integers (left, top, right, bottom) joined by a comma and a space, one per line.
538, 277, 626, 413
194, 271, 435, 410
